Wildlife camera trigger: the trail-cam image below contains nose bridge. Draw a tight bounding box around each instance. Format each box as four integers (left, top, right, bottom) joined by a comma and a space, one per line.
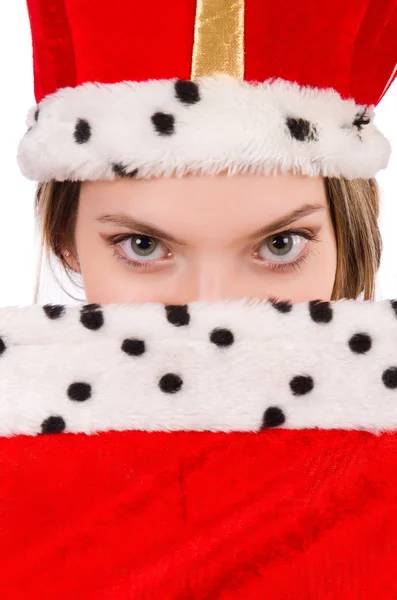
195, 255, 238, 301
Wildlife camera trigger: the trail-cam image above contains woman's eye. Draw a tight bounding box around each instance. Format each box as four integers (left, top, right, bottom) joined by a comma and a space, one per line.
256, 233, 308, 263
118, 235, 167, 262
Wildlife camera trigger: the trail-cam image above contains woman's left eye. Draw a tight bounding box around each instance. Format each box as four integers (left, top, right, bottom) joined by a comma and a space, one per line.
255, 232, 310, 264
116, 234, 169, 262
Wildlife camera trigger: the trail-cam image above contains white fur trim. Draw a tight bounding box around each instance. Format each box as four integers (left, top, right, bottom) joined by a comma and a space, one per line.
1, 298, 397, 437
17, 74, 391, 181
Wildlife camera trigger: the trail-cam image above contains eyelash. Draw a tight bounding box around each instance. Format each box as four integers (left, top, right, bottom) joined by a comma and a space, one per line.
107, 234, 170, 271
263, 229, 318, 272
111, 246, 167, 270
105, 229, 319, 272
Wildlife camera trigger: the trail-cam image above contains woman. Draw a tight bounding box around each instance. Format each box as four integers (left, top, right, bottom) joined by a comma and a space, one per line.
19, 0, 393, 307
36, 172, 380, 305
3, 0, 397, 599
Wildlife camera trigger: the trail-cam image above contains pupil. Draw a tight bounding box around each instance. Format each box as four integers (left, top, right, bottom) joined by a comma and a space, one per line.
135, 236, 152, 250
268, 234, 293, 255
272, 235, 288, 250
131, 235, 157, 256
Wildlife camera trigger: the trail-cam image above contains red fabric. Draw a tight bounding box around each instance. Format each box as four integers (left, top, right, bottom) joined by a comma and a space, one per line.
26, 0, 77, 104
245, 0, 397, 105
26, 0, 197, 102
26, 0, 397, 105
1, 428, 397, 599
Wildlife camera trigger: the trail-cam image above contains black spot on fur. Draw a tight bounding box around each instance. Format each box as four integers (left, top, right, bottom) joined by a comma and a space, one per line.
165, 305, 190, 327
80, 304, 104, 331
0, 337, 5, 357
260, 406, 286, 429
286, 117, 318, 142
112, 163, 139, 178
353, 110, 370, 131
67, 382, 92, 402
151, 112, 175, 136
348, 333, 372, 354
41, 416, 66, 435
74, 118, 92, 144
391, 299, 397, 319
309, 300, 333, 324
121, 338, 146, 356
34, 107, 40, 122
175, 80, 200, 105
159, 373, 183, 394
290, 375, 314, 396
382, 367, 397, 390
43, 304, 65, 320
82, 303, 102, 311
210, 328, 234, 348
270, 298, 293, 314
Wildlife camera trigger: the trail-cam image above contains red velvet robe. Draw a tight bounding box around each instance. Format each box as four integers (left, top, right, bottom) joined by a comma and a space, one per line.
1, 300, 397, 598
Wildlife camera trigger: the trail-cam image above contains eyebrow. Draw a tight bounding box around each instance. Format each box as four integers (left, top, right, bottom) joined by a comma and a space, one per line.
247, 203, 326, 240
96, 202, 326, 245
95, 214, 186, 245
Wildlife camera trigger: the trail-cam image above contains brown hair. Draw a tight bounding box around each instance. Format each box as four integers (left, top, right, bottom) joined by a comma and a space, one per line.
33, 177, 382, 303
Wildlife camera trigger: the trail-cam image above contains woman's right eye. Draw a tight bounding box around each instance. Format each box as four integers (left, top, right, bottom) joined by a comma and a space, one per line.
117, 234, 169, 262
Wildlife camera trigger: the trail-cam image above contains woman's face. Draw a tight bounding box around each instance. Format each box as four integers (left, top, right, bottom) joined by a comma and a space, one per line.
70, 172, 337, 304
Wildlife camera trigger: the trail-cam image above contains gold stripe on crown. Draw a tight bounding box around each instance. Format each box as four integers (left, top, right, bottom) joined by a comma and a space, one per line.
191, 0, 245, 80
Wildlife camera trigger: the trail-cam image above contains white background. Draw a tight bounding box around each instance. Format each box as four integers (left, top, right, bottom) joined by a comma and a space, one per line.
0, 3, 396, 307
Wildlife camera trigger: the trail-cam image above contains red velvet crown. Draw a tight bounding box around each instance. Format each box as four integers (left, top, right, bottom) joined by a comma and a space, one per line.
17, 0, 397, 182
28, 0, 397, 105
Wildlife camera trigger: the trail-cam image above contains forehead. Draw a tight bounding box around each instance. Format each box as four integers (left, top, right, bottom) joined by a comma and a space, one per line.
79, 172, 327, 236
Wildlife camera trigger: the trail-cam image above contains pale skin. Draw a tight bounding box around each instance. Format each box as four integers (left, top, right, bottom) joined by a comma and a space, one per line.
64, 171, 337, 305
